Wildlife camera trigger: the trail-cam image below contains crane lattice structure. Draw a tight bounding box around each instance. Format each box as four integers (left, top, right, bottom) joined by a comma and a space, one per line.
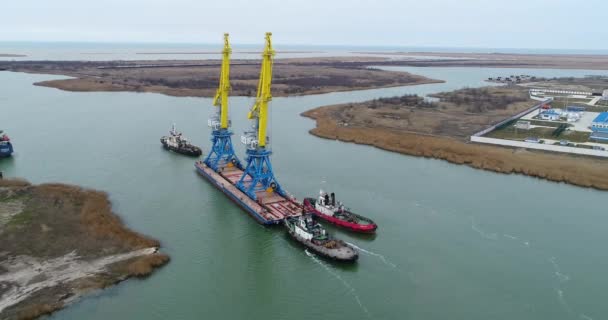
236, 32, 285, 200
203, 33, 243, 172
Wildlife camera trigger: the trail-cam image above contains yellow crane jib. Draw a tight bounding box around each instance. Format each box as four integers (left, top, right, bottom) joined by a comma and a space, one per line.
247, 32, 275, 148
213, 33, 232, 129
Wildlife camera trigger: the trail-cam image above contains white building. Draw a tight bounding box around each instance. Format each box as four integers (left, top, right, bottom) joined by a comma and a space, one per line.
515, 121, 531, 130
603, 89, 608, 100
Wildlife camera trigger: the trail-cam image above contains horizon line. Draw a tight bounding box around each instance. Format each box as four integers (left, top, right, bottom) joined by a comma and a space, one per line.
1, 40, 608, 53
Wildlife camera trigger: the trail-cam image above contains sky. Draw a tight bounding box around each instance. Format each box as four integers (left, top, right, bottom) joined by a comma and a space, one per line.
1, 0, 607, 50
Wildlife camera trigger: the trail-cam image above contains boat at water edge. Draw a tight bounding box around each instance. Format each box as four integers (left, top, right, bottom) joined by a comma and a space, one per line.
0, 130, 14, 158
284, 215, 358, 262
160, 124, 202, 157
303, 190, 377, 233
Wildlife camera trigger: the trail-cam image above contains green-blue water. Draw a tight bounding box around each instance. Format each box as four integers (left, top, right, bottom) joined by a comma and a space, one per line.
1, 66, 608, 320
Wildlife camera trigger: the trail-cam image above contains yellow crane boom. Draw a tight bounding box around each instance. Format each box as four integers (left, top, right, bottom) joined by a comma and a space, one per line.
247, 32, 275, 148
213, 33, 231, 129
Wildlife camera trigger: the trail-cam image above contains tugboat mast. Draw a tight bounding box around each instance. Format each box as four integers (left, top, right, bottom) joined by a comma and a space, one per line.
203, 33, 243, 172
237, 32, 285, 200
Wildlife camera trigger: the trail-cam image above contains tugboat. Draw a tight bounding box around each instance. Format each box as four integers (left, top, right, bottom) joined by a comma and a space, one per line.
160, 124, 202, 157
0, 130, 13, 158
303, 190, 378, 233
284, 215, 358, 262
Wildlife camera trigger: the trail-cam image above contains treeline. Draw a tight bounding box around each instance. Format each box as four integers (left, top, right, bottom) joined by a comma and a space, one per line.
434, 87, 528, 113
141, 77, 256, 93
367, 94, 437, 109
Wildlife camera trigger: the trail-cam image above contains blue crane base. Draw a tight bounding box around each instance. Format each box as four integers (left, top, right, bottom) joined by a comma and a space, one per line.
236, 148, 285, 200
204, 129, 242, 172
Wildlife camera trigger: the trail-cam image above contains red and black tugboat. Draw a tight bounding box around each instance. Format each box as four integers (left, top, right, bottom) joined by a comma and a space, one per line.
303, 190, 378, 233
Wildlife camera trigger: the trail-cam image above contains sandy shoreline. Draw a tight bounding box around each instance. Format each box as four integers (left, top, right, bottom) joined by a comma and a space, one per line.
302, 106, 608, 191
0, 179, 169, 320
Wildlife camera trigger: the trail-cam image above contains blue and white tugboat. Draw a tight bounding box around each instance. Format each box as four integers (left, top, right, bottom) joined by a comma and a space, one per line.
0, 130, 13, 158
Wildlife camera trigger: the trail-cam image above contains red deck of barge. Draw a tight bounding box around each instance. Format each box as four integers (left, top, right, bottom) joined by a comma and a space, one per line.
196, 161, 302, 223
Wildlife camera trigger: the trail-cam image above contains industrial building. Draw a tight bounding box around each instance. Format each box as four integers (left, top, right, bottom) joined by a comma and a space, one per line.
539, 109, 561, 121
538, 107, 583, 122
590, 112, 608, 141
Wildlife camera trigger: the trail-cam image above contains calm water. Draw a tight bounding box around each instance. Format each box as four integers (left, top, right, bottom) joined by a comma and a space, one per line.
1, 65, 608, 320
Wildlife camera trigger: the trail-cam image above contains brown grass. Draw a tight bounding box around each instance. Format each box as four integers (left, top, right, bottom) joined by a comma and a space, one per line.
0, 180, 169, 320
16, 303, 62, 320
123, 253, 171, 277
78, 188, 160, 249
0, 178, 31, 187
5, 58, 441, 98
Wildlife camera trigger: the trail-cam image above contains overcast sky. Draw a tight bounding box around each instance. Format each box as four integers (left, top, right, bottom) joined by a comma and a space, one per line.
2, 0, 607, 49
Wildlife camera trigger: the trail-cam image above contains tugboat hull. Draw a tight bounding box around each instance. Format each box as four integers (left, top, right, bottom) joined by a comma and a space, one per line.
283, 216, 358, 262
303, 198, 377, 233
0, 142, 13, 158
160, 138, 202, 157
285, 224, 358, 262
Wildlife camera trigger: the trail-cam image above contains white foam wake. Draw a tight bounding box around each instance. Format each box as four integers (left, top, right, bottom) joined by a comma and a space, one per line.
470, 217, 498, 240
549, 257, 571, 282
305, 250, 372, 318
346, 242, 397, 268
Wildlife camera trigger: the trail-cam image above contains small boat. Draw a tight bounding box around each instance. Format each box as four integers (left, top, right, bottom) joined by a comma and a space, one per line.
284, 215, 358, 262
0, 130, 13, 158
160, 124, 202, 157
303, 190, 377, 233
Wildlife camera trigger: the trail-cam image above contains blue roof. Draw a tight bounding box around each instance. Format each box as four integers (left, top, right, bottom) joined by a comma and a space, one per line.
542, 109, 560, 115
592, 112, 608, 124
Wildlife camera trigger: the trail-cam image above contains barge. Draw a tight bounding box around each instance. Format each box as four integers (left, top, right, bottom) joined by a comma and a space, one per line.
195, 161, 302, 225
195, 33, 304, 225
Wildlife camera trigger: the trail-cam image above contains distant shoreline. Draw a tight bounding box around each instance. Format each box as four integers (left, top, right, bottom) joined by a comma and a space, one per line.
135, 50, 324, 55
0, 53, 26, 58
354, 52, 608, 70
0, 57, 443, 98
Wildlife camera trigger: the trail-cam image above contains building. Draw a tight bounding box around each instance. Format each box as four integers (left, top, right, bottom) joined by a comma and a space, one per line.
603, 89, 608, 100
539, 109, 561, 121
566, 106, 585, 113
590, 112, 608, 141
515, 120, 531, 130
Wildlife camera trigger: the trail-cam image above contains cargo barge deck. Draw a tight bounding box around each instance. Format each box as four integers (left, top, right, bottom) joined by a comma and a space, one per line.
195, 161, 303, 225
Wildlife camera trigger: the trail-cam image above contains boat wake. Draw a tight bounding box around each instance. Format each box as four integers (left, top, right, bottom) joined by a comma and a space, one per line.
346, 242, 397, 268
470, 217, 498, 240
464, 219, 592, 319
556, 289, 574, 315
549, 257, 571, 283
305, 250, 372, 318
